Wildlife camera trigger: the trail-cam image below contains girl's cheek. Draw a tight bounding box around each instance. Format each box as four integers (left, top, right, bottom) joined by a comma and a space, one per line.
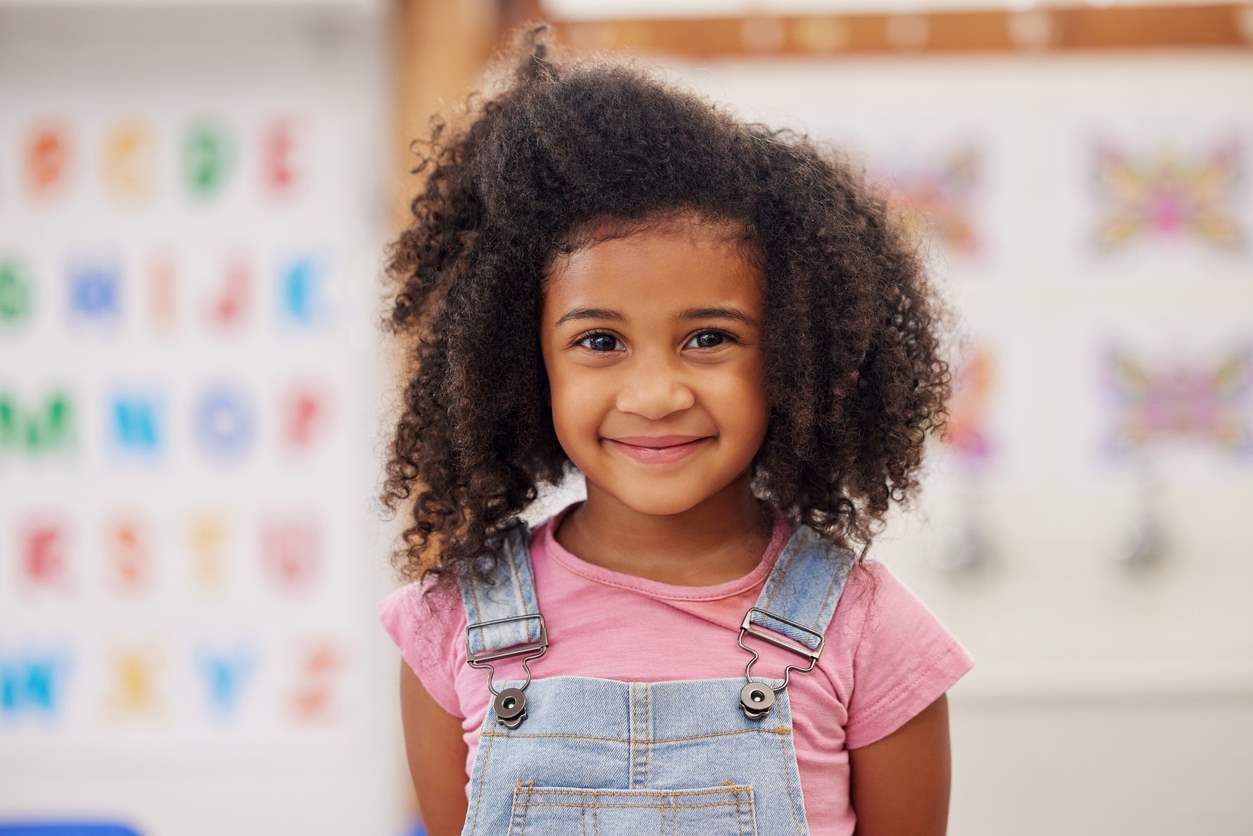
552, 387, 593, 438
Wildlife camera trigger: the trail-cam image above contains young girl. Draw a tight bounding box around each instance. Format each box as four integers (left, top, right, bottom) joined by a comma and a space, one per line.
378, 25, 973, 836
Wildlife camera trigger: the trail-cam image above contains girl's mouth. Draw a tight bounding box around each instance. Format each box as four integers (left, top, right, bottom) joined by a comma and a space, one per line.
603, 437, 713, 465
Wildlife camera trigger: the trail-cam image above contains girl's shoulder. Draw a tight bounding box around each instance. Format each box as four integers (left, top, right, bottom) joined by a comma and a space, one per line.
378, 572, 470, 716
377, 515, 540, 714
827, 558, 975, 749
834, 557, 953, 645
377, 513, 536, 640
378, 571, 467, 637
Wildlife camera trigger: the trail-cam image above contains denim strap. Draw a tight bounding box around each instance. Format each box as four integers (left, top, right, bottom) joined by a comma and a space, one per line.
747, 522, 856, 653
458, 519, 545, 656
458, 513, 854, 656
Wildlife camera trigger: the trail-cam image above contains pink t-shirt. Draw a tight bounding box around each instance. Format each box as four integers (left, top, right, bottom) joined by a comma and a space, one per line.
378, 500, 974, 835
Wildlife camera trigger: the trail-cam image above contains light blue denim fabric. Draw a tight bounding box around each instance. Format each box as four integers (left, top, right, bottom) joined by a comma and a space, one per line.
457, 516, 855, 835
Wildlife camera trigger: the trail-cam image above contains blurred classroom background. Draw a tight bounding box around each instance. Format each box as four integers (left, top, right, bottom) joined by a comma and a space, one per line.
1, 1, 1250, 834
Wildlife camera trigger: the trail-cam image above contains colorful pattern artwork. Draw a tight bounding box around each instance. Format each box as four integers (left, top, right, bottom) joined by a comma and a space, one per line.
1100, 344, 1253, 457
938, 345, 997, 470
0, 257, 33, 324
0, 107, 367, 750
874, 145, 981, 259
1090, 137, 1245, 252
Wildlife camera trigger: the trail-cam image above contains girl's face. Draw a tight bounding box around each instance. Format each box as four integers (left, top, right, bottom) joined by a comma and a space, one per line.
540, 216, 768, 517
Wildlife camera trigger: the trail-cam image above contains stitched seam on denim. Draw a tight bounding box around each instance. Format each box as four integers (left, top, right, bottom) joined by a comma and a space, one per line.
657, 794, 664, 835
764, 541, 847, 652
754, 611, 821, 653
482, 731, 627, 743
526, 787, 745, 800
805, 556, 846, 640
760, 535, 799, 613
629, 685, 640, 788
580, 794, 588, 836
482, 726, 790, 744
508, 778, 522, 836
466, 571, 484, 654
465, 719, 495, 835
779, 733, 803, 834
521, 801, 744, 810
511, 787, 522, 836
519, 780, 534, 836
626, 681, 636, 787
628, 685, 634, 788
630, 685, 639, 787
734, 785, 743, 836
632, 683, 648, 788
508, 529, 531, 643
643, 685, 652, 787
636, 685, 645, 789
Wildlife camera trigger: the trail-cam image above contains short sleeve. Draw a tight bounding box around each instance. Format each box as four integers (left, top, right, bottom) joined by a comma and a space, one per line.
842, 560, 974, 749
377, 578, 466, 718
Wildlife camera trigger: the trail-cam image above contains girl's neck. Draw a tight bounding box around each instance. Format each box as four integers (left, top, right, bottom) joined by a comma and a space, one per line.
552, 477, 774, 587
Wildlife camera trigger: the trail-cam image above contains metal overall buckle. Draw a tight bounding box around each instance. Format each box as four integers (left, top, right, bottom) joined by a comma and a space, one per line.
736, 606, 824, 720
466, 613, 548, 729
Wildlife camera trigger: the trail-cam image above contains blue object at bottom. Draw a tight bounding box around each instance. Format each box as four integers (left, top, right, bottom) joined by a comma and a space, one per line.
0, 823, 142, 836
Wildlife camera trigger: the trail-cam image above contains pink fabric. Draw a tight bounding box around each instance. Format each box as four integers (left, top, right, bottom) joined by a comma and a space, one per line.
378, 500, 974, 835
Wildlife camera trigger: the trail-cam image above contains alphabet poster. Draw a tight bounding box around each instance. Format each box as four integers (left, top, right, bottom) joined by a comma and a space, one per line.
0, 9, 389, 779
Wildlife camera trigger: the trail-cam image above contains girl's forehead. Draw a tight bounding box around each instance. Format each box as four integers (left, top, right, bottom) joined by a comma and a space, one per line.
547, 213, 759, 283
549, 210, 755, 269
561, 210, 749, 249
546, 230, 751, 285
542, 225, 764, 318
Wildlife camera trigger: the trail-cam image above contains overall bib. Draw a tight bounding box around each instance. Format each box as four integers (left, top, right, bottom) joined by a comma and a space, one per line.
456, 516, 855, 836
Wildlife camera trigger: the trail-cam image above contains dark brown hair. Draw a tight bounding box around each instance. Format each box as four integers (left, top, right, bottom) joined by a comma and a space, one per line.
379, 25, 953, 590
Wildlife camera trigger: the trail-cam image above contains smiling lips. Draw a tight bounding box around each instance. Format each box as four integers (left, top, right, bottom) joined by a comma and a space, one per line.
612, 435, 709, 448
604, 435, 713, 464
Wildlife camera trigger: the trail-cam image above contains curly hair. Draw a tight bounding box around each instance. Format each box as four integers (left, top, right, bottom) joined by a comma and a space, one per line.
379, 24, 954, 590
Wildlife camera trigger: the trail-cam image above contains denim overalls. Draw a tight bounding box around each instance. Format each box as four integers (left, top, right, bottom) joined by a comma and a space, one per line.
455, 514, 855, 836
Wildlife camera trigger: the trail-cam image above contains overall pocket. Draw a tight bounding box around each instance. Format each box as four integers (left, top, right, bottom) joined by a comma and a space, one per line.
507, 782, 758, 836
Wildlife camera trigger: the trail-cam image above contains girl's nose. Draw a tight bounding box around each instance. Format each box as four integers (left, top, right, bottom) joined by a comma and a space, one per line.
614, 361, 696, 420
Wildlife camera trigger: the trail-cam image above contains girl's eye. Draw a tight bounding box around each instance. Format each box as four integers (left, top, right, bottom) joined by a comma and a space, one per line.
686, 330, 736, 350
574, 332, 624, 353
572, 330, 738, 353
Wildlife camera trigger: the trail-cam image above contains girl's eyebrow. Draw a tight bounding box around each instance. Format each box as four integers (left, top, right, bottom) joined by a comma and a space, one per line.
554, 306, 759, 327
